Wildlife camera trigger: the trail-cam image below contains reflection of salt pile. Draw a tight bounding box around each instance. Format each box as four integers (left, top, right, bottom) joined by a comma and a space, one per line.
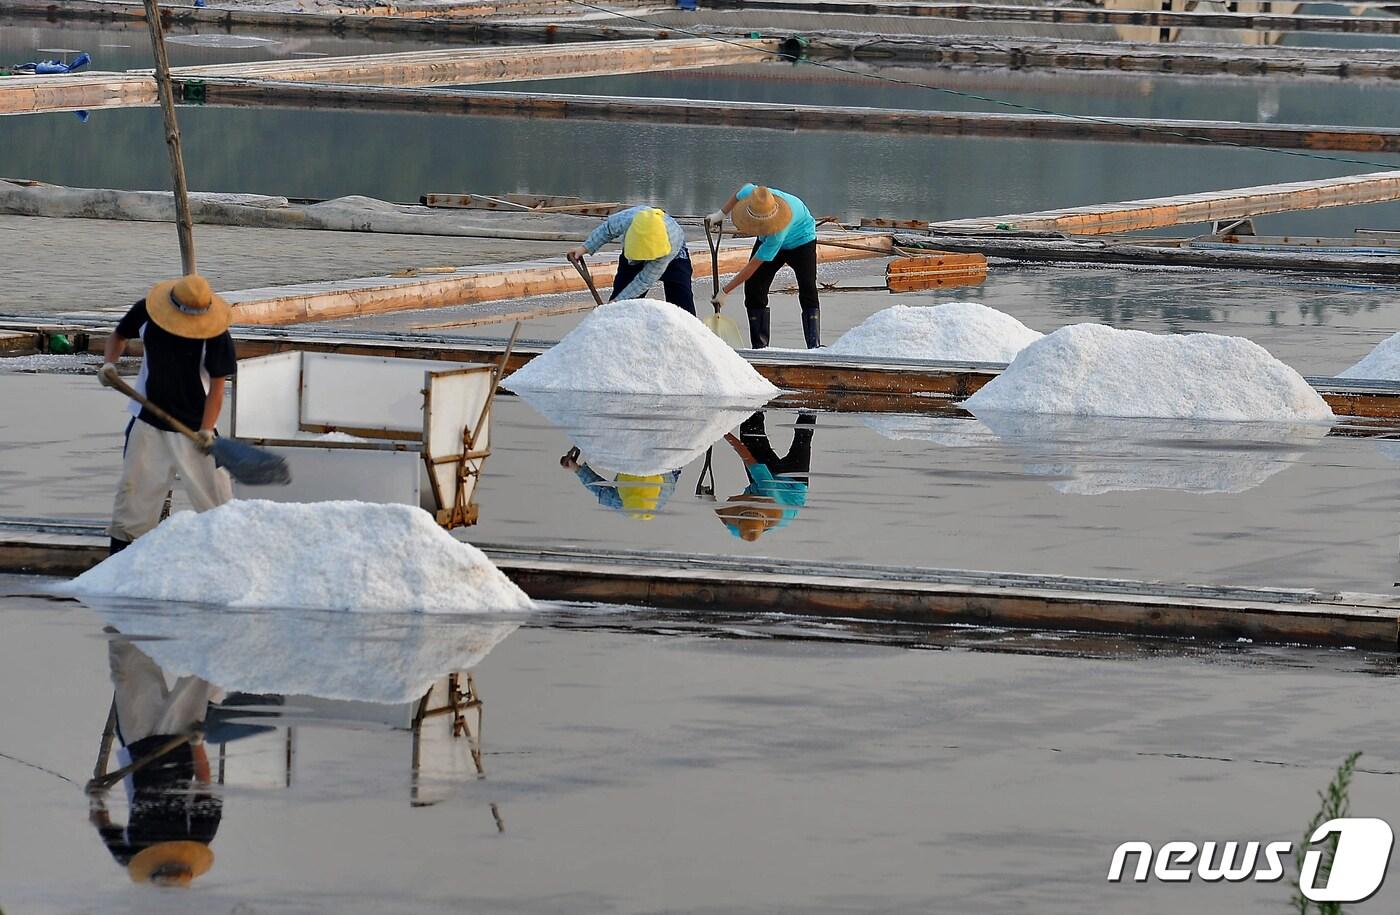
505, 299, 779, 397
973, 412, 1326, 495
88, 601, 516, 705
67, 501, 532, 613
1339, 332, 1400, 380
966, 324, 1333, 422
860, 413, 996, 448
830, 303, 1042, 362
518, 391, 760, 475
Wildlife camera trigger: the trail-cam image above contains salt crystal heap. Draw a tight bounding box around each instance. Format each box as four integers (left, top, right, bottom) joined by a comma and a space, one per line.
67, 500, 533, 613
504, 299, 779, 398
965, 324, 1334, 422
1338, 331, 1400, 380
829, 302, 1042, 363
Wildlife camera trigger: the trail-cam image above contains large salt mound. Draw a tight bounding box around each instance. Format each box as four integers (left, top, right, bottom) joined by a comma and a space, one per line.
67, 500, 532, 613
1338, 332, 1400, 380
504, 299, 779, 397
964, 324, 1333, 422
829, 303, 1042, 362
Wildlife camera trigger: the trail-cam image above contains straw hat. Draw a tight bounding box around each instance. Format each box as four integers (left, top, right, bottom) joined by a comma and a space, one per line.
146, 274, 232, 339
128, 841, 214, 886
716, 495, 784, 541
622, 208, 672, 262
729, 187, 792, 238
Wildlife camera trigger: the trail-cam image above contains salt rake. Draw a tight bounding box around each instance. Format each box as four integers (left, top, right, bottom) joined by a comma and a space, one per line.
100, 366, 292, 486
703, 222, 745, 348
568, 253, 606, 307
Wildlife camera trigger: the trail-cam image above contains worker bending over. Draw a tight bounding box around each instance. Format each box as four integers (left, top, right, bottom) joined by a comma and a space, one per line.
568, 206, 694, 313
707, 184, 821, 349
100, 274, 237, 555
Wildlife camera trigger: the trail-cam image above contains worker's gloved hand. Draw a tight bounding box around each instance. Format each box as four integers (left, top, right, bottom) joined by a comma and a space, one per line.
704, 210, 725, 230
566, 246, 588, 263
710, 289, 728, 311
194, 429, 216, 451
98, 363, 118, 388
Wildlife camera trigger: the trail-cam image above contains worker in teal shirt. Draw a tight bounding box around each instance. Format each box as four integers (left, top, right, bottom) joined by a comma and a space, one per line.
706, 184, 821, 349
715, 411, 816, 541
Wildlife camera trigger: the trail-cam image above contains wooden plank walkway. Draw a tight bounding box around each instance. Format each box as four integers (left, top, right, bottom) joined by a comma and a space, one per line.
222, 233, 891, 325
200, 80, 1400, 153
2, 519, 1395, 649
169, 38, 778, 88
923, 170, 1400, 236
704, 0, 1400, 35
0, 72, 155, 116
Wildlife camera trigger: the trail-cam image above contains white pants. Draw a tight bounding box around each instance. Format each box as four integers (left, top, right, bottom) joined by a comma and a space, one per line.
108, 637, 223, 744
109, 418, 232, 543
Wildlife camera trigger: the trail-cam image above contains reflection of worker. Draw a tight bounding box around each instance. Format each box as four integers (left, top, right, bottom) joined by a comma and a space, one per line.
90, 634, 224, 887
706, 184, 820, 349
100, 275, 238, 555
560, 447, 680, 520
716, 412, 815, 540
567, 206, 694, 314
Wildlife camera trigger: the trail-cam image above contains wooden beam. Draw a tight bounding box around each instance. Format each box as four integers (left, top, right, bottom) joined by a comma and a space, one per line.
2, 521, 1395, 649
0, 73, 156, 116
224, 234, 892, 325
196, 80, 1400, 153
703, 0, 1400, 35
167, 38, 779, 88
927, 170, 1400, 236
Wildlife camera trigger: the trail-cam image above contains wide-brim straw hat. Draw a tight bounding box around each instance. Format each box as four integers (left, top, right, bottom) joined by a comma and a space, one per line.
146, 274, 232, 339
128, 841, 215, 886
730, 187, 792, 238
716, 495, 784, 541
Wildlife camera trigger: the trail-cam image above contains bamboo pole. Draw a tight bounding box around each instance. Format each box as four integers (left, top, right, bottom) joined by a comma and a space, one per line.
141, 0, 195, 275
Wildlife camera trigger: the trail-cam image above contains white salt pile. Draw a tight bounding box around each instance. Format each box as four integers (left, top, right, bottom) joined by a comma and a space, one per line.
1338, 332, 1400, 380
965, 324, 1333, 422
504, 299, 779, 398
66, 500, 532, 613
829, 303, 1042, 363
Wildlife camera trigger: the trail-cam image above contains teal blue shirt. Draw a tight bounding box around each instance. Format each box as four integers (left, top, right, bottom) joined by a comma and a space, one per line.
737, 183, 817, 262
722, 465, 808, 538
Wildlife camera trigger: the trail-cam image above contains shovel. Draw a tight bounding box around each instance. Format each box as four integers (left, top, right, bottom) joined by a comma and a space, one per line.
703, 222, 744, 348
694, 446, 716, 501
101, 366, 291, 486
569, 253, 605, 307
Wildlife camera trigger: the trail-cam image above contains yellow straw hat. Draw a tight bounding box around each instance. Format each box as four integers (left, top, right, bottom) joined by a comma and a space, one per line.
729, 187, 792, 238
622, 208, 672, 262
128, 841, 215, 886
146, 274, 232, 340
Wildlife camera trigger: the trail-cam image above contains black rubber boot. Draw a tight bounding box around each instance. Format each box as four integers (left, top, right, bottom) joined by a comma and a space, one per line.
802, 309, 821, 349
747, 307, 770, 349
108, 537, 130, 556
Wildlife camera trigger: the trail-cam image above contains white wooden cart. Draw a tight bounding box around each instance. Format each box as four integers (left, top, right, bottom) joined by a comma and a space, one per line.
230, 351, 498, 528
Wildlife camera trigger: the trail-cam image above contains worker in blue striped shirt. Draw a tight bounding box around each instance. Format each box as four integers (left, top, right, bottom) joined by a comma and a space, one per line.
706, 184, 821, 349
568, 206, 694, 314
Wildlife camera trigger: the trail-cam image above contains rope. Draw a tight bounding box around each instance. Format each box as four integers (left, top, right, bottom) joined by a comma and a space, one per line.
560, 0, 1400, 173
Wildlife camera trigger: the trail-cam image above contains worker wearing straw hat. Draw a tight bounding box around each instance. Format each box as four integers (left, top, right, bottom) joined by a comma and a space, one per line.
706, 184, 820, 349
715, 410, 816, 541
99, 274, 238, 555
567, 205, 694, 313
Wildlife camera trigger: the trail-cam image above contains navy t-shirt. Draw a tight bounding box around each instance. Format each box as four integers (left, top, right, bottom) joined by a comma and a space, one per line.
115, 300, 237, 433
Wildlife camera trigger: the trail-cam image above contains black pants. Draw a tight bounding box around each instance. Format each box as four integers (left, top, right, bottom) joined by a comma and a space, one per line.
744, 240, 819, 319
611, 248, 695, 315
739, 411, 815, 484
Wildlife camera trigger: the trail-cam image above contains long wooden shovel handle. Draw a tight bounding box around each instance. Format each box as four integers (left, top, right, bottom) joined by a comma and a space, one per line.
101, 366, 207, 450
705, 221, 723, 309
568, 254, 605, 307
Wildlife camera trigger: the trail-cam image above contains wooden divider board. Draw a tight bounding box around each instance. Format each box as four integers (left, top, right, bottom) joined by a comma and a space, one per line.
926, 170, 1400, 236
886, 252, 987, 293
167, 38, 779, 88
226, 233, 893, 325
0, 73, 156, 115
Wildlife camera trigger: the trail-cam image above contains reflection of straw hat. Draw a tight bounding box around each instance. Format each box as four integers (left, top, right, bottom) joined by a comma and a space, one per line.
128, 841, 214, 886
622, 208, 672, 262
729, 187, 791, 238
716, 495, 784, 541
146, 275, 232, 340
